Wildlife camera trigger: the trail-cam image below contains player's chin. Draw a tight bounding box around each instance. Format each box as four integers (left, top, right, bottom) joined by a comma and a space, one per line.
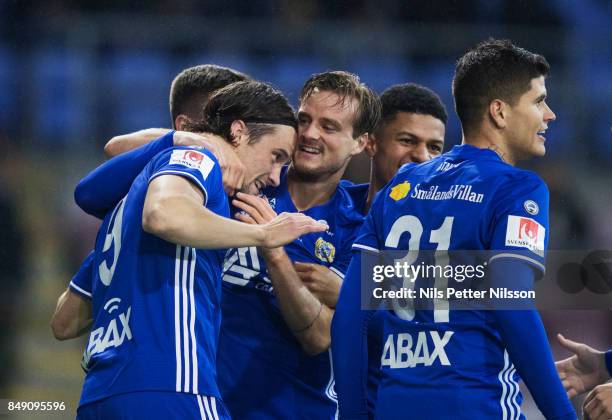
533, 142, 546, 157
293, 158, 321, 174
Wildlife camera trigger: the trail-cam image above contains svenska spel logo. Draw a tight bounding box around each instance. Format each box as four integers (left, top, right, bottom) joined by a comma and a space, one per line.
169, 149, 215, 179
184, 150, 204, 164
519, 217, 539, 241
505, 215, 545, 256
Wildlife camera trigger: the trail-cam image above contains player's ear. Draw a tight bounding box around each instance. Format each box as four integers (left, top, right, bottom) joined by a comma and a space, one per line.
489, 99, 507, 129
364, 132, 378, 158
174, 115, 192, 131
351, 132, 369, 157
229, 120, 248, 147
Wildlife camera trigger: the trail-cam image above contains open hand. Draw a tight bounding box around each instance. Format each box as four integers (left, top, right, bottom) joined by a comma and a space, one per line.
555, 334, 610, 398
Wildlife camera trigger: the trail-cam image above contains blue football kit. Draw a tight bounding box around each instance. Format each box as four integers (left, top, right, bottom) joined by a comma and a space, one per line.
332, 145, 576, 419
341, 182, 386, 417
218, 166, 363, 420
71, 132, 369, 419
75, 145, 230, 419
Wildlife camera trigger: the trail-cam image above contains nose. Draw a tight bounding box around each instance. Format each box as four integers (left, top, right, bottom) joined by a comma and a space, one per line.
409, 142, 430, 164
544, 102, 556, 122
268, 165, 282, 187
300, 121, 320, 141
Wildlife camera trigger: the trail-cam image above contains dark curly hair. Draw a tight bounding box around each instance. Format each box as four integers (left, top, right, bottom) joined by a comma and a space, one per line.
379, 83, 447, 124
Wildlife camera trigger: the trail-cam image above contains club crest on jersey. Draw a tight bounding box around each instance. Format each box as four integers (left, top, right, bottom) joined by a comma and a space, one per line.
523, 200, 539, 215
314, 237, 335, 263
390, 182, 411, 201
169, 149, 215, 179
505, 215, 545, 256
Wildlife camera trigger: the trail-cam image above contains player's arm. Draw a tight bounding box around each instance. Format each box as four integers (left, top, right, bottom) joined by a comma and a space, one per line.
555, 336, 612, 398
77, 130, 246, 218
487, 175, 576, 418
332, 251, 374, 419
143, 176, 326, 250
75, 131, 176, 218
51, 289, 92, 341
262, 249, 334, 355
50, 252, 94, 340
105, 129, 246, 195
233, 192, 334, 355
104, 128, 171, 158
489, 260, 576, 419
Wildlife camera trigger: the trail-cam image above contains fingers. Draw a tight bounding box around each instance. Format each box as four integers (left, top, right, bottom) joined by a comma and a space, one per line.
307, 222, 328, 233
294, 262, 314, 272
584, 387, 598, 408
233, 200, 266, 224
214, 146, 226, 167
222, 164, 247, 195
262, 212, 327, 248
584, 396, 604, 420
557, 333, 582, 354
290, 214, 327, 233
234, 212, 257, 225
296, 272, 314, 286
237, 192, 277, 217
222, 175, 236, 196
557, 367, 566, 378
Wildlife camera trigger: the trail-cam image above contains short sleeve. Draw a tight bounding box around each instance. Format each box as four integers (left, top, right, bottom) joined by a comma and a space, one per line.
148, 147, 222, 207
488, 173, 549, 273
331, 224, 361, 279
69, 251, 95, 299
352, 189, 386, 254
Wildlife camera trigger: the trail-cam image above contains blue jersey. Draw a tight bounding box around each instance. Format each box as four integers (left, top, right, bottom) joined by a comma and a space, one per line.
79, 146, 229, 407
69, 251, 94, 300
352, 145, 550, 419
218, 167, 363, 419
341, 182, 387, 416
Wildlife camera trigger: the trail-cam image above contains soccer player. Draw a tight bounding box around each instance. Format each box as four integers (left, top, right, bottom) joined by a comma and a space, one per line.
217, 71, 380, 419
332, 39, 577, 419
343, 83, 448, 416
73, 80, 326, 420
555, 335, 612, 419
64, 70, 380, 418
345, 82, 448, 213
51, 64, 250, 341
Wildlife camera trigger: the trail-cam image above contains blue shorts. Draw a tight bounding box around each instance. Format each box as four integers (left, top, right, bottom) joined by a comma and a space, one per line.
77, 391, 231, 420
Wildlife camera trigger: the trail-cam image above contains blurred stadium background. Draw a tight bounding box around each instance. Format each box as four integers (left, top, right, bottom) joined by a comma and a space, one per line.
0, 1, 610, 418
